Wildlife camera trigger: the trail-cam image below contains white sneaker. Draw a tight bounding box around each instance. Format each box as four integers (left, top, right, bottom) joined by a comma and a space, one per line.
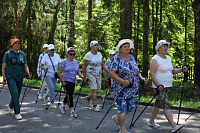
43, 96, 48, 105
60, 105, 66, 114
50, 103, 57, 109
148, 121, 160, 128
38, 93, 43, 99
7, 105, 14, 114
93, 105, 100, 112
172, 125, 183, 133
71, 111, 77, 118
15, 114, 22, 120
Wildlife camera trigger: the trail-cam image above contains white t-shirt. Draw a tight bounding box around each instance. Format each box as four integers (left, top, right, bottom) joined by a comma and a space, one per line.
41, 53, 61, 78
84, 51, 102, 76
151, 54, 173, 88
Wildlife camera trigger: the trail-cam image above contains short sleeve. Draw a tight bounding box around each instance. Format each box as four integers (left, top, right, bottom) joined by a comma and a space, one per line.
2, 52, 9, 63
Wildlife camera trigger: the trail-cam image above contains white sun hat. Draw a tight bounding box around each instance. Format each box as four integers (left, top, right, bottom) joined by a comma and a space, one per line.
115, 39, 134, 52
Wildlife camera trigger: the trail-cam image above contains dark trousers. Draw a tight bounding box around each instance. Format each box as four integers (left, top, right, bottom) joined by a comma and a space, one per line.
7, 78, 23, 114
63, 81, 75, 108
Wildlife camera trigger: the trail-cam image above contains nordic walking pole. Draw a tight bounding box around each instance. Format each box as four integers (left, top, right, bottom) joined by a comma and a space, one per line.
20, 73, 32, 107
185, 106, 200, 121
102, 89, 108, 109
129, 78, 146, 129
95, 87, 126, 130
177, 65, 188, 125
58, 84, 62, 107
45, 85, 63, 110
35, 69, 48, 104
130, 90, 159, 128
102, 80, 110, 109
74, 80, 85, 111
25, 77, 39, 97
0, 84, 5, 94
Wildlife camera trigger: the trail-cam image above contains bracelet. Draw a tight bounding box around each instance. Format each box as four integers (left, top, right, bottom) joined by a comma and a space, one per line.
84, 76, 87, 78
157, 84, 164, 89
3, 79, 6, 81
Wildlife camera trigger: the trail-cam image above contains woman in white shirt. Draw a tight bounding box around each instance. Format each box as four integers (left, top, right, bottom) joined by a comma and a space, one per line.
40, 44, 61, 108
148, 40, 187, 133
82, 40, 109, 112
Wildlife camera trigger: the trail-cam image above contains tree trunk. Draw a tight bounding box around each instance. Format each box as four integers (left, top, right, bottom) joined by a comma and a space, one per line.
27, 0, 32, 68
120, 0, 133, 39
14, 0, 19, 38
158, 0, 162, 40
68, 0, 76, 47
88, 0, 92, 51
142, 0, 150, 77
153, 0, 158, 55
48, 0, 61, 44
193, 0, 200, 86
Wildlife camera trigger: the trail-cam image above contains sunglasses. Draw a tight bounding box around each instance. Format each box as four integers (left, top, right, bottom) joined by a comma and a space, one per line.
68, 53, 76, 56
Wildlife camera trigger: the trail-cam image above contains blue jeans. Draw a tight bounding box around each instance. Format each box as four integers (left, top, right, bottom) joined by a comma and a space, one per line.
44, 76, 57, 103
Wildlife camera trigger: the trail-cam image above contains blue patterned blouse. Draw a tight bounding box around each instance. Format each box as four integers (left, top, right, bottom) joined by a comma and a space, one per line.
110, 54, 140, 99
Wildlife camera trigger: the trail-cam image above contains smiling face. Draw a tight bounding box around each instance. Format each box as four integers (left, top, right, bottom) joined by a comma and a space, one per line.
12, 41, 21, 50
158, 44, 169, 54
119, 43, 130, 54
67, 51, 76, 60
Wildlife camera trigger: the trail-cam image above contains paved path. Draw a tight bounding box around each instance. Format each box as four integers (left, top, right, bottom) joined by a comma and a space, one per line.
0, 84, 199, 133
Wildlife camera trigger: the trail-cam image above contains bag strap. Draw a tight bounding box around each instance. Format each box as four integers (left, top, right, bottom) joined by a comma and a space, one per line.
48, 54, 56, 71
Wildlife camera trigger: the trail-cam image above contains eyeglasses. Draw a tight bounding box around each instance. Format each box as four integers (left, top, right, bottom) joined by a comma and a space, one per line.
68, 53, 76, 56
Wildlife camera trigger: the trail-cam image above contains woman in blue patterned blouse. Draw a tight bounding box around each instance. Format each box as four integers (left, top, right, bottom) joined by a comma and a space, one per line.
110, 39, 148, 133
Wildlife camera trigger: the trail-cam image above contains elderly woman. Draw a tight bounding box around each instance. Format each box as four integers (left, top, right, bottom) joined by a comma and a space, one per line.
82, 40, 109, 112
148, 40, 187, 133
2, 38, 31, 120
58, 47, 84, 118
40, 44, 61, 108
110, 39, 147, 133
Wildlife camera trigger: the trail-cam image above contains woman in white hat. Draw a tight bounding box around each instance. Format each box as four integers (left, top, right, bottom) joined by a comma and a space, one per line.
82, 40, 109, 112
110, 39, 147, 133
37, 44, 49, 99
58, 47, 84, 118
102, 50, 116, 100
148, 40, 187, 133
40, 44, 61, 108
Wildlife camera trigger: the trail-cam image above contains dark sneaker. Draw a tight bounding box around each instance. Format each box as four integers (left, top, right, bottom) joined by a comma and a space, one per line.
71, 111, 77, 118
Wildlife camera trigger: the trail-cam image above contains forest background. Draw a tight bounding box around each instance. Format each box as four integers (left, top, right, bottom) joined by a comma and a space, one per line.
0, 0, 200, 89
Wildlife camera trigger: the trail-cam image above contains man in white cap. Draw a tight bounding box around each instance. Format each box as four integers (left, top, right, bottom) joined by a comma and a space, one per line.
102, 50, 116, 100
37, 44, 49, 99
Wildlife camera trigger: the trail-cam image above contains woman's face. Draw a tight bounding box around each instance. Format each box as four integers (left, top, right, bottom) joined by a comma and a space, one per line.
12, 41, 20, 50
49, 49, 55, 56
119, 43, 130, 54
67, 51, 76, 59
91, 44, 99, 51
158, 44, 168, 54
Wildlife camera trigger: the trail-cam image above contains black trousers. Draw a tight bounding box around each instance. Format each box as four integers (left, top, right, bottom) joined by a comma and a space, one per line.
63, 81, 75, 108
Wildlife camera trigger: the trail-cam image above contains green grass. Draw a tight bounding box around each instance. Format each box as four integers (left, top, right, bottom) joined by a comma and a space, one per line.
1, 76, 199, 109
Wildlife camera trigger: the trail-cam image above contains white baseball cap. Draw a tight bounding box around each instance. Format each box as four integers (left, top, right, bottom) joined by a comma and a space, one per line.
109, 50, 116, 55
48, 44, 55, 50
115, 39, 134, 52
90, 40, 101, 48
155, 40, 170, 51
43, 44, 49, 48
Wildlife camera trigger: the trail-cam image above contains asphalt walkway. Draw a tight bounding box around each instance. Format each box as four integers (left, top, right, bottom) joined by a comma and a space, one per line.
0, 84, 199, 133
